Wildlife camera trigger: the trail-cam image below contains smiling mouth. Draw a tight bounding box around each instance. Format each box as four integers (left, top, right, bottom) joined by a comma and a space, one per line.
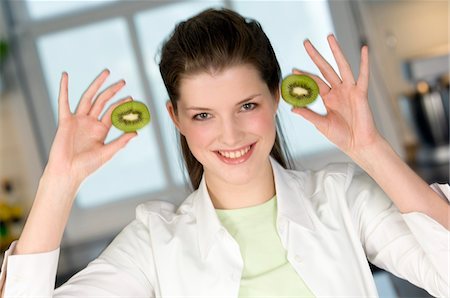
214, 143, 256, 164
218, 145, 252, 159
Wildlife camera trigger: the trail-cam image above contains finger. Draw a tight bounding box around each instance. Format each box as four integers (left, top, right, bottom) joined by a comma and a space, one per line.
76, 69, 110, 115
100, 132, 137, 164
357, 45, 369, 91
327, 34, 356, 84
101, 96, 133, 128
58, 72, 71, 120
291, 107, 328, 134
303, 39, 342, 87
88, 79, 126, 118
292, 68, 331, 97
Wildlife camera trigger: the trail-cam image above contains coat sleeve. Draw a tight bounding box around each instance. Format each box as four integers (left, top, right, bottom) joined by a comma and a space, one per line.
345, 168, 449, 298
0, 219, 155, 297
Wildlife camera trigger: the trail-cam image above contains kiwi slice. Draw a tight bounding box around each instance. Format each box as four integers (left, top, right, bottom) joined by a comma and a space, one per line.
111, 101, 150, 132
281, 74, 319, 107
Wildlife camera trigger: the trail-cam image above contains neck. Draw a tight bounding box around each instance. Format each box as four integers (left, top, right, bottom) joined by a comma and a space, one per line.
205, 159, 275, 210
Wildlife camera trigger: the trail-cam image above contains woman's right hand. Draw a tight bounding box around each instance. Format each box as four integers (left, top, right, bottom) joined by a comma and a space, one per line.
44, 69, 137, 186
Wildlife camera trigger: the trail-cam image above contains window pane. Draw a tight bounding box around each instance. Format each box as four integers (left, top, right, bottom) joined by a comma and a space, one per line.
37, 18, 167, 208
26, 0, 120, 19
233, 0, 338, 157
135, 0, 224, 185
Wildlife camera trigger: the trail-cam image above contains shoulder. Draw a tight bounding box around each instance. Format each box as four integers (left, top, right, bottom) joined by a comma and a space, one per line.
284, 162, 387, 209
297, 162, 390, 213
306, 162, 383, 197
285, 162, 362, 193
134, 192, 197, 225
101, 194, 197, 259
136, 200, 178, 221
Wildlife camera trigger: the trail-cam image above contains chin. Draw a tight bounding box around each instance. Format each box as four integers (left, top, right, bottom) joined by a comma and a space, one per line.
212, 156, 269, 185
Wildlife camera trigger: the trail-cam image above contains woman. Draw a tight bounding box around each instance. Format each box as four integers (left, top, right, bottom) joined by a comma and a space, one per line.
1, 8, 448, 297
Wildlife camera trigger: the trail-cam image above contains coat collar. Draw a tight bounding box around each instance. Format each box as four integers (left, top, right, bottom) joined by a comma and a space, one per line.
193, 176, 225, 260
192, 157, 315, 260
270, 157, 315, 233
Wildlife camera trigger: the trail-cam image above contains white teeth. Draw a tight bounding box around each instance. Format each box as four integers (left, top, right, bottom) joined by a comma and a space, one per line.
218, 146, 251, 159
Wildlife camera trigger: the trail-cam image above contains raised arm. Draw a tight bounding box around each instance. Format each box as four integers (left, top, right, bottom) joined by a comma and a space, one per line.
0, 70, 137, 297
0, 70, 138, 297
291, 34, 449, 230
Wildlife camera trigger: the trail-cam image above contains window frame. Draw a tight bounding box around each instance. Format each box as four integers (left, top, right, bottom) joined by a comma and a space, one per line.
3, 0, 402, 246
5, 0, 200, 245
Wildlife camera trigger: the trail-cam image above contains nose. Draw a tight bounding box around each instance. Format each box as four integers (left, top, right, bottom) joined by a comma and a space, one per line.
218, 117, 244, 147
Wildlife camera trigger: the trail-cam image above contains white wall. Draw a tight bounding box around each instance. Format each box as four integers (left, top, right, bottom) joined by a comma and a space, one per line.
357, 0, 449, 147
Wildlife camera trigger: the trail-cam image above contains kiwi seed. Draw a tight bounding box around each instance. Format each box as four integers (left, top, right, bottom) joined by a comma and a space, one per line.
111, 101, 150, 132
281, 74, 319, 107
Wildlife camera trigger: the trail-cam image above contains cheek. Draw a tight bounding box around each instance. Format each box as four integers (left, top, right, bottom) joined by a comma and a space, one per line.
182, 121, 217, 152
244, 109, 276, 136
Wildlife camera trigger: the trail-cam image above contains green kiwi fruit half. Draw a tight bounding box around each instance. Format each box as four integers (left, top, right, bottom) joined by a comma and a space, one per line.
281, 74, 319, 107
111, 101, 150, 132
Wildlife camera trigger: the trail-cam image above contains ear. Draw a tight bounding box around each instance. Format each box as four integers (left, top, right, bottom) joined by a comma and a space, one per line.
274, 87, 280, 106
166, 100, 183, 133
273, 87, 280, 114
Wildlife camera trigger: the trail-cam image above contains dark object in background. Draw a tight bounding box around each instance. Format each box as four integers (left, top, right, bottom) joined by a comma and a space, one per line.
410, 76, 449, 147
402, 54, 449, 167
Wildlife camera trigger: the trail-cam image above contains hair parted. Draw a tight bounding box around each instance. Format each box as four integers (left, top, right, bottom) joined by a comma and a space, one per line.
159, 8, 292, 190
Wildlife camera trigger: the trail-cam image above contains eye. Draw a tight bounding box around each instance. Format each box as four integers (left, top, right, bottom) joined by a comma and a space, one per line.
241, 102, 257, 111
193, 112, 211, 121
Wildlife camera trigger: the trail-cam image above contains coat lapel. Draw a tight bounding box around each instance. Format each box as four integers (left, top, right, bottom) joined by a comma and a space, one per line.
149, 158, 378, 297
271, 158, 378, 297
194, 176, 227, 260
148, 175, 241, 297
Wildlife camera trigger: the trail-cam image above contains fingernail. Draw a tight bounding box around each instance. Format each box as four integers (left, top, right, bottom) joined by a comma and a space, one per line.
103, 68, 110, 74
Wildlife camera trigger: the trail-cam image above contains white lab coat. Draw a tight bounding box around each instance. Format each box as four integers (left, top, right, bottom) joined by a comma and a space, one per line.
1, 158, 449, 297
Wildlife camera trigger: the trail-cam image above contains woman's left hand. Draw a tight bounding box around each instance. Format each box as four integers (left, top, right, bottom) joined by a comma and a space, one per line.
291, 34, 382, 157
293, 36, 450, 232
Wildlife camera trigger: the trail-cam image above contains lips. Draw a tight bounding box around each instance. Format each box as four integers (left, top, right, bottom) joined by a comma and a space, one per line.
215, 143, 255, 164
218, 145, 251, 159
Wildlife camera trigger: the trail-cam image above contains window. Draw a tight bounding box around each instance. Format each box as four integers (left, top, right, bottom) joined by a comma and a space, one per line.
25, 0, 121, 20
232, 1, 339, 158
7, 0, 360, 244
37, 18, 168, 208
134, 0, 224, 186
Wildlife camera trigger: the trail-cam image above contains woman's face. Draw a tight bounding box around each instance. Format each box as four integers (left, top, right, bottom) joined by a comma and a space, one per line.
167, 64, 279, 186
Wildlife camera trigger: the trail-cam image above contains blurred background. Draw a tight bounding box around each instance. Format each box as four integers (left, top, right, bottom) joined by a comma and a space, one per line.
0, 0, 448, 297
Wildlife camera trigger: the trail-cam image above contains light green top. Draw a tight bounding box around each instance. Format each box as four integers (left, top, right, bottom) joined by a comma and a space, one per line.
215, 196, 315, 297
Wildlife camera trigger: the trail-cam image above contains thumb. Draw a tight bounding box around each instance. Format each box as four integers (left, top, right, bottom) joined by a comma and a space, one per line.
100, 132, 137, 164
292, 107, 328, 133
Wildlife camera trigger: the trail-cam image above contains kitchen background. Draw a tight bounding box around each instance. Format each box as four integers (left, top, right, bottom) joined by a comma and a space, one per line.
0, 0, 448, 297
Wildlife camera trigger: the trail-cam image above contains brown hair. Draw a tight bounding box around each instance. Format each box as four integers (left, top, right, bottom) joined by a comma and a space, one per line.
159, 8, 292, 190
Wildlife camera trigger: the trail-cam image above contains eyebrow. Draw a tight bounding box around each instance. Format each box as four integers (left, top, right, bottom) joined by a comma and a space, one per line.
184, 94, 262, 111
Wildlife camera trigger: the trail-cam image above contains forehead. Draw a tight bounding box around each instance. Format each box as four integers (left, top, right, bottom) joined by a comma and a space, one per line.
178, 64, 268, 108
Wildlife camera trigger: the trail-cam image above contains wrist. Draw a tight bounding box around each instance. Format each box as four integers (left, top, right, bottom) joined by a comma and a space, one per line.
38, 170, 81, 204
16, 170, 81, 254
348, 135, 396, 173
